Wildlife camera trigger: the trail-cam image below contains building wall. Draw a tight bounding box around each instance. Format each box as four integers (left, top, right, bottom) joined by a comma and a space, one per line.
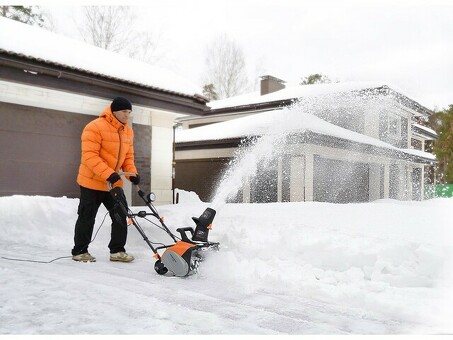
289, 156, 305, 202
150, 125, 173, 204
130, 123, 151, 206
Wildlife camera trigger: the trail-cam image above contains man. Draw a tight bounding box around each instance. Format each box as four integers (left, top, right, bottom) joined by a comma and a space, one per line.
71, 96, 140, 263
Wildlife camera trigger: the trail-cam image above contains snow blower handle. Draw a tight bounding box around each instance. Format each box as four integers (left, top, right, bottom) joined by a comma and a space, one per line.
108, 173, 165, 222
106, 171, 142, 193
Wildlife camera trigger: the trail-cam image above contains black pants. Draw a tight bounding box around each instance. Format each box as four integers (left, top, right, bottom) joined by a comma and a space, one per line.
72, 186, 128, 256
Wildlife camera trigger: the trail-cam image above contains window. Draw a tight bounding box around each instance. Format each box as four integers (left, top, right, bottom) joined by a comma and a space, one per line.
389, 117, 399, 135
411, 138, 422, 150
379, 111, 403, 147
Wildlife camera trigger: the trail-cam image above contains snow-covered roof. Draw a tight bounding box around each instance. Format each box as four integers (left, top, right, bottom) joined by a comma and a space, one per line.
401, 148, 436, 161
176, 108, 435, 161
0, 17, 202, 98
207, 82, 405, 110
413, 123, 437, 137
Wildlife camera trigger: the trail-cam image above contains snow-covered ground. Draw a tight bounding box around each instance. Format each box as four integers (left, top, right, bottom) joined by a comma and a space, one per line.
1, 194, 452, 334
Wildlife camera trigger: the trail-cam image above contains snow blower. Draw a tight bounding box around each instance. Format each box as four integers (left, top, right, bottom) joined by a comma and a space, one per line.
109, 173, 219, 277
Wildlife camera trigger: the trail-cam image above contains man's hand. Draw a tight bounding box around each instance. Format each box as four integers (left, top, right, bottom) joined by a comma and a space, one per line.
107, 172, 121, 184
130, 174, 140, 185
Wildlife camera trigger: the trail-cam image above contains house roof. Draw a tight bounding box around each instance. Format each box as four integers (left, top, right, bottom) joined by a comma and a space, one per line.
208, 82, 384, 109
0, 17, 204, 100
176, 107, 435, 163
206, 82, 433, 117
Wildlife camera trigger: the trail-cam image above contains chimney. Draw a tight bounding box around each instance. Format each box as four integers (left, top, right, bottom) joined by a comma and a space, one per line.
260, 75, 286, 95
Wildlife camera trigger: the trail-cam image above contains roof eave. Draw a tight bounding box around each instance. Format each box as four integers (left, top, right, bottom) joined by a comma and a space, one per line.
0, 51, 210, 113
0, 49, 209, 106
412, 125, 438, 139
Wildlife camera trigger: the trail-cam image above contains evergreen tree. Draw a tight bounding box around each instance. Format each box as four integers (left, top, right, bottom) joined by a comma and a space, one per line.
300, 73, 331, 85
202, 84, 219, 101
0, 6, 45, 26
429, 104, 453, 183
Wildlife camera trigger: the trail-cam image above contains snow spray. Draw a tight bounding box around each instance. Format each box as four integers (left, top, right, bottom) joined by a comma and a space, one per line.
211, 91, 407, 208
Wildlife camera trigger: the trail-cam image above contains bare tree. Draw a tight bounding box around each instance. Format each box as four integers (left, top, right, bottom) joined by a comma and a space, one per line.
127, 31, 162, 65
77, 6, 133, 52
203, 34, 250, 99
76, 6, 160, 64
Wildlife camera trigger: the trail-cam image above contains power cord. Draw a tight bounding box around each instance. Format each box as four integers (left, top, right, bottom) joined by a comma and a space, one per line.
0, 255, 73, 264
1, 211, 110, 264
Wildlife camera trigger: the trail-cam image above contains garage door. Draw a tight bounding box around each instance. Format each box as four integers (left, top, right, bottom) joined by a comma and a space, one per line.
1, 102, 91, 197
313, 156, 369, 203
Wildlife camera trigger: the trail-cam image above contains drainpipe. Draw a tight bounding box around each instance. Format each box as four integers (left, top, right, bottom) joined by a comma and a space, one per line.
172, 123, 176, 204
172, 121, 182, 204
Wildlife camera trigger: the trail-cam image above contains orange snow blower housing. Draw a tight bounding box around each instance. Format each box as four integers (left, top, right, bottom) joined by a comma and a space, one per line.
156, 207, 218, 276
159, 241, 199, 277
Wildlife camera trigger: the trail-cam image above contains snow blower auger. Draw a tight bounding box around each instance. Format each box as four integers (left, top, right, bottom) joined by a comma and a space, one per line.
108, 172, 219, 277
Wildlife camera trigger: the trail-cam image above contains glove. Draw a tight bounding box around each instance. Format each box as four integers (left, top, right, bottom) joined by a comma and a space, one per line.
130, 174, 140, 185
107, 172, 121, 184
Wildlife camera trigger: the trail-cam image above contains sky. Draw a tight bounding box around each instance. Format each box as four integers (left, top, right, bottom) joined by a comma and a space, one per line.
1, 193, 453, 334
20, 0, 453, 110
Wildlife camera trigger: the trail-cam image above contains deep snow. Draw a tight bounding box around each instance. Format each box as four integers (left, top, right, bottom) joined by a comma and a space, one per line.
1, 193, 452, 334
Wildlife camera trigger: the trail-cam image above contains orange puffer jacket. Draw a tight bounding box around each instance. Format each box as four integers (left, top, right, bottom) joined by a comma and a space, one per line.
77, 106, 137, 191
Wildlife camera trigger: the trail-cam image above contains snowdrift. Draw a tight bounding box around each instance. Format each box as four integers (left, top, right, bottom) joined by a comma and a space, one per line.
1, 195, 453, 334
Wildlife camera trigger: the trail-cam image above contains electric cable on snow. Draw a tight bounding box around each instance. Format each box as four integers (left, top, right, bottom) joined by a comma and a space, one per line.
0, 255, 73, 264
1, 210, 110, 264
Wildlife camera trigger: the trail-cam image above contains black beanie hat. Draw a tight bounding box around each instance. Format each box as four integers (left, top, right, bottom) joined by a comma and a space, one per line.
111, 97, 132, 112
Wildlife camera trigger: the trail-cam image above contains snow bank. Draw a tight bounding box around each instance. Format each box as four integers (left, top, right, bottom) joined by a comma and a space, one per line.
174, 188, 203, 203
